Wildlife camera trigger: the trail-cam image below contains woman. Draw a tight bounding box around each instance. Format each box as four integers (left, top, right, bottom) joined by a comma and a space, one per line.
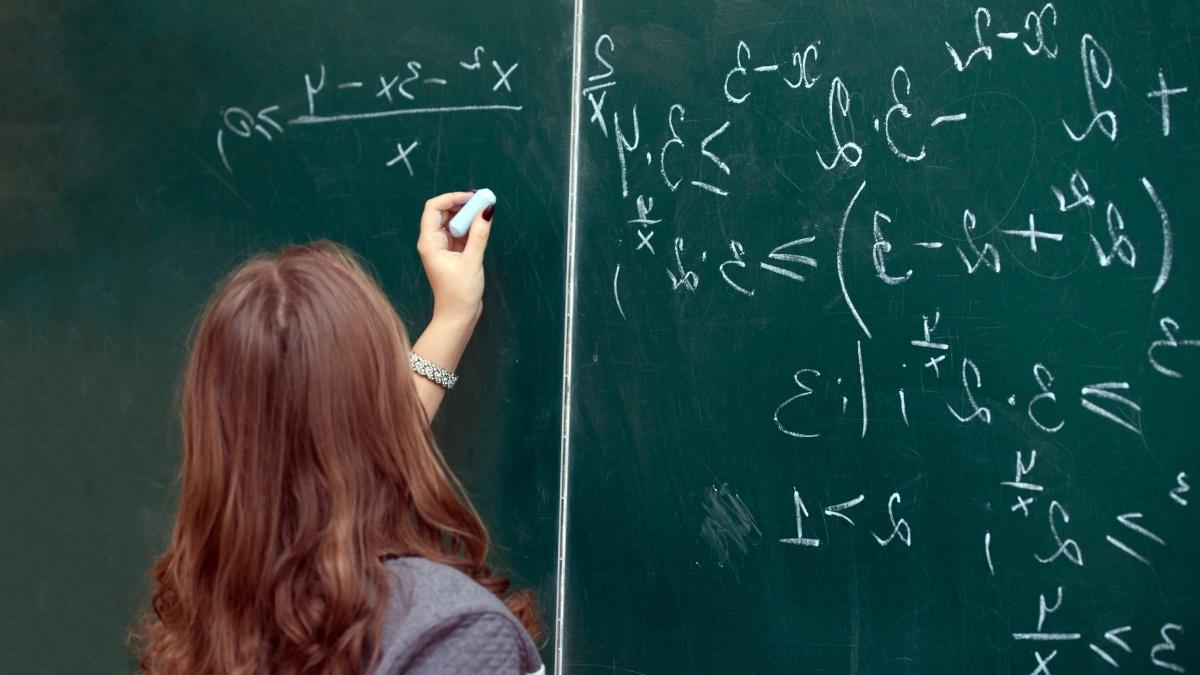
131, 192, 544, 674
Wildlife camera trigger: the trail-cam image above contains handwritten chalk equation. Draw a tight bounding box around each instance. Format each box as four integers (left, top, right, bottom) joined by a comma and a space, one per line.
592, 25, 1185, 336
605, 166, 1176, 321
779, 488, 912, 550
216, 46, 524, 174
1009, 586, 1188, 673
582, 15, 1196, 675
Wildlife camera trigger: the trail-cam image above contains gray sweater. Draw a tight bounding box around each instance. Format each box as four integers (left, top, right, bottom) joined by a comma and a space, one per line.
369, 556, 544, 675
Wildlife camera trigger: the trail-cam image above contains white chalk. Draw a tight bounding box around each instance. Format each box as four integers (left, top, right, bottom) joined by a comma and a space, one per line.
448, 188, 496, 237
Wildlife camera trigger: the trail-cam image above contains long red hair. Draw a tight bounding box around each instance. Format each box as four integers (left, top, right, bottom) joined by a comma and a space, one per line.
131, 241, 539, 674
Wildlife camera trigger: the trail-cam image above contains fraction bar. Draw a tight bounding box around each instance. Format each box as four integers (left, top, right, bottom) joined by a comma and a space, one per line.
288, 104, 525, 125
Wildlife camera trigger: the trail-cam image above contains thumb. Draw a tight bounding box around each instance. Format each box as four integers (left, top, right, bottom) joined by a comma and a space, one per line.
463, 204, 495, 264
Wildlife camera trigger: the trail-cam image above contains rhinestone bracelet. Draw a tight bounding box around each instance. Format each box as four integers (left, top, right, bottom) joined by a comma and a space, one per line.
409, 351, 458, 390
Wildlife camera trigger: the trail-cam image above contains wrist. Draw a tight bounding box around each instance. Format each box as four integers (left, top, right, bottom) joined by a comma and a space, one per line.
431, 303, 482, 330
415, 308, 479, 371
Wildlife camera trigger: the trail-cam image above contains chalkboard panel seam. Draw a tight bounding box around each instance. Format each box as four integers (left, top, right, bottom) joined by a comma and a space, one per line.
555, 0, 585, 672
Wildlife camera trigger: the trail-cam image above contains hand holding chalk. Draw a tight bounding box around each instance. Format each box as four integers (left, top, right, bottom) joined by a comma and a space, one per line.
416, 190, 495, 328
448, 188, 496, 237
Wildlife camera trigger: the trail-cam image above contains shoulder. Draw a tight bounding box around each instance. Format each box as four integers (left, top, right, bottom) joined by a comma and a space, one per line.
371, 557, 543, 675
383, 556, 508, 617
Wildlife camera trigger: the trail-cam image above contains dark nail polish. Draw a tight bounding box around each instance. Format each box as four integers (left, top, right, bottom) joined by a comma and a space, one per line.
482, 204, 495, 221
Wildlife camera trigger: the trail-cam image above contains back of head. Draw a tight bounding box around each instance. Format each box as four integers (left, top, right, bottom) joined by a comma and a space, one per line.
132, 241, 537, 675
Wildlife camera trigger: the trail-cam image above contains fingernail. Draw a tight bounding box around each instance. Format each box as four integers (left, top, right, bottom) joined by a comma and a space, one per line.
482, 204, 495, 221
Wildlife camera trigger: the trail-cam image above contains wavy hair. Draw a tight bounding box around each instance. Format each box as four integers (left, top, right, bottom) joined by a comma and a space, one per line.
130, 241, 539, 674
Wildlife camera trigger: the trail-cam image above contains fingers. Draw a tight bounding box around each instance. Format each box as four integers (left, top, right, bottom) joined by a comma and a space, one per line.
418, 191, 473, 254
462, 204, 494, 265
419, 191, 473, 236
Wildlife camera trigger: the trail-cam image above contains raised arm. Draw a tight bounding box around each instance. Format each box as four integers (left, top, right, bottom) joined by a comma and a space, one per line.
411, 191, 495, 420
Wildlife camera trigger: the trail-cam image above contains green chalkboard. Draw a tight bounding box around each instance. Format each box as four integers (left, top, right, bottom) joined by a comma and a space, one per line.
6, 1, 1200, 673
0, 1, 570, 672
565, 1, 1200, 673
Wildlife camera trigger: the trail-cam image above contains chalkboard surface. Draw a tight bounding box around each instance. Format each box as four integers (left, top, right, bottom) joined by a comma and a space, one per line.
4, 1, 1200, 674
565, 1, 1200, 673
0, 2, 570, 672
